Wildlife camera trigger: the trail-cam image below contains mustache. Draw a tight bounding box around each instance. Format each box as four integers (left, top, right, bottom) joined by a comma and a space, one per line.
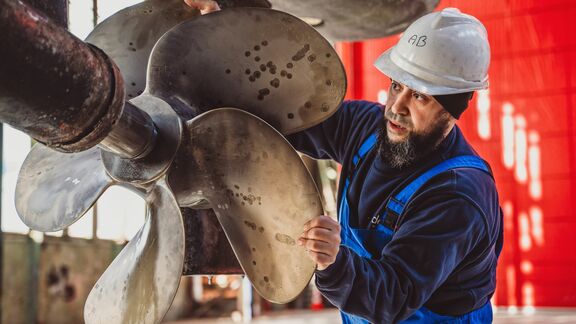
384, 109, 413, 129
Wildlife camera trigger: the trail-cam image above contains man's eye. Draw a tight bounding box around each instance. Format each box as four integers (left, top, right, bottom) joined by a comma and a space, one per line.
391, 82, 401, 91
413, 92, 426, 101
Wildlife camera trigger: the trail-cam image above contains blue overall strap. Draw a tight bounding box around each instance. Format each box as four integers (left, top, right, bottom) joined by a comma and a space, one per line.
352, 133, 378, 166
380, 155, 491, 230
338, 133, 379, 259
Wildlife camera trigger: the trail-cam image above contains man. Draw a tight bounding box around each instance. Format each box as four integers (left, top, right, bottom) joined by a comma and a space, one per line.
185, 2, 503, 323
291, 8, 503, 323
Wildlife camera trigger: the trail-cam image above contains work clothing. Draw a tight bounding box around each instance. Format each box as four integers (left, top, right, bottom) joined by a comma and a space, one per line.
288, 100, 503, 323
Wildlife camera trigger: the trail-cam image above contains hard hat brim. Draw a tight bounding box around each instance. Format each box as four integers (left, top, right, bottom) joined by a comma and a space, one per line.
374, 48, 488, 96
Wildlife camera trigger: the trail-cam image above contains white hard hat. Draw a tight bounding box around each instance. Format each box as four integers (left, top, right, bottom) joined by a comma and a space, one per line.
374, 8, 490, 95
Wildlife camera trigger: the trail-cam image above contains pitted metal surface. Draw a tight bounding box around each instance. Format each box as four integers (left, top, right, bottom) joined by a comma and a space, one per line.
216, 0, 271, 9
85, 0, 199, 100
169, 108, 321, 303
147, 8, 346, 135
268, 0, 440, 41
15, 145, 113, 232
85, 0, 273, 100
101, 95, 182, 184
84, 180, 185, 324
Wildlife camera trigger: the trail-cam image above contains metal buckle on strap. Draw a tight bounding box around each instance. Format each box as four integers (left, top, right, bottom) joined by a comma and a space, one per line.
382, 210, 399, 230
369, 210, 399, 231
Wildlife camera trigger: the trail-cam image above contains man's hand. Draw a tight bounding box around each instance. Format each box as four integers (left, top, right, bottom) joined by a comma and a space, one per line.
299, 215, 341, 271
184, 0, 220, 15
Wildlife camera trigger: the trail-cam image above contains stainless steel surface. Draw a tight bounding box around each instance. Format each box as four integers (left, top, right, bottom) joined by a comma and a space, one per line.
85, 0, 273, 101
99, 101, 158, 159
147, 7, 346, 135
268, 0, 440, 41
169, 108, 322, 303
214, 0, 272, 9
10, 3, 350, 321
15, 145, 112, 232
101, 95, 182, 184
85, 0, 199, 100
84, 180, 185, 324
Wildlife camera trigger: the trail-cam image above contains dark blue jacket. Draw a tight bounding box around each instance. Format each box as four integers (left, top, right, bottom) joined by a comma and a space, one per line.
287, 100, 503, 323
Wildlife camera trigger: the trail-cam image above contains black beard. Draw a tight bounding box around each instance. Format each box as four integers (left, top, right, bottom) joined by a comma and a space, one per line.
377, 116, 450, 169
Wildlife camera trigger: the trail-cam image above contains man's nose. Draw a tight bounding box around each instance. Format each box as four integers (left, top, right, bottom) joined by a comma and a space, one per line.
390, 90, 410, 116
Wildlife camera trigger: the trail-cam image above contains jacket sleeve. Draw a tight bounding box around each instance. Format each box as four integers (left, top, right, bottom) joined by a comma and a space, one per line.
315, 193, 488, 323
286, 100, 383, 164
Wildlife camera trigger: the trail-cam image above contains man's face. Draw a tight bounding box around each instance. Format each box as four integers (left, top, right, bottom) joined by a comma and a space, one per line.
377, 80, 455, 168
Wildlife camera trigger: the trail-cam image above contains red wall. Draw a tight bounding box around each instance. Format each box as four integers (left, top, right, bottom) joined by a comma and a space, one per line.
336, 0, 576, 307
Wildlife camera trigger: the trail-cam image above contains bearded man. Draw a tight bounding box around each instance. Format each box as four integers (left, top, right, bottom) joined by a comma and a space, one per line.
292, 8, 504, 324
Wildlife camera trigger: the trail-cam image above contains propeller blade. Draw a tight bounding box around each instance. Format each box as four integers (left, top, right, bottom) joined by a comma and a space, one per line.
147, 7, 346, 134
84, 180, 185, 324
169, 108, 322, 303
212, 0, 272, 9
85, 0, 199, 99
268, 0, 440, 41
15, 144, 112, 232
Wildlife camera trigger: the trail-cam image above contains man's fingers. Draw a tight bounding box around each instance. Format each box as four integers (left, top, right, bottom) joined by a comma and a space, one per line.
183, 0, 220, 14
300, 216, 341, 270
303, 239, 333, 254
302, 227, 340, 243
303, 215, 340, 233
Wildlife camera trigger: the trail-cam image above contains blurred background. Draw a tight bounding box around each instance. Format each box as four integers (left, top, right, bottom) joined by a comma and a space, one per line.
1, 0, 575, 323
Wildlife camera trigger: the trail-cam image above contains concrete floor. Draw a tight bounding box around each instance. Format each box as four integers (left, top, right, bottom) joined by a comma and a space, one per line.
165, 308, 576, 323
492, 308, 576, 323
165, 309, 339, 324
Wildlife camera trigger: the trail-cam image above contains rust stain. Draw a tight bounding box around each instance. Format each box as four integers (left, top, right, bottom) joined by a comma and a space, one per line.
275, 233, 295, 246
244, 220, 257, 230
292, 44, 310, 61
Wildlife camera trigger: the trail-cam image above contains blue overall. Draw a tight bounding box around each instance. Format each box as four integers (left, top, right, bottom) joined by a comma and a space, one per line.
338, 133, 494, 323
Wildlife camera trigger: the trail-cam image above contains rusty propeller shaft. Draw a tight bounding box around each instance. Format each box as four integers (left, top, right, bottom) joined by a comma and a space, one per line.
0, 0, 156, 159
